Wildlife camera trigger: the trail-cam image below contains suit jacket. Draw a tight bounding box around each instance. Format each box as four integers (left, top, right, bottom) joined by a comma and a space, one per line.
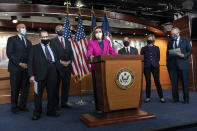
6, 35, 32, 73
87, 39, 118, 70
50, 37, 73, 76
87, 39, 118, 58
118, 47, 138, 55
140, 45, 160, 68
166, 36, 192, 70
28, 43, 59, 81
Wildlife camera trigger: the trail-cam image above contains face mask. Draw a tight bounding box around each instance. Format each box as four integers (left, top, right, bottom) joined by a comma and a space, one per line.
123, 41, 130, 47
172, 35, 178, 41
20, 28, 27, 35
95, 33, 102, 39
147, 40, 154, 44
57, 30, 64, 36
41, 39, 50, 45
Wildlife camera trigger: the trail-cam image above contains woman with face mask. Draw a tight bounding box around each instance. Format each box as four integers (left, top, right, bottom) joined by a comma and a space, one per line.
87, 26, 118, 113
140, 34, 165, 103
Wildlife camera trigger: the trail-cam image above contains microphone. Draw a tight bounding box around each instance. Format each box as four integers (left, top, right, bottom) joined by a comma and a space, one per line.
106, 41, 110, 55
115, 40, 122, 45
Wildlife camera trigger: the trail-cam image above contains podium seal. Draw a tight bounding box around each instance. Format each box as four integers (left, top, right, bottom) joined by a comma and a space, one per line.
115, 68, 135, 90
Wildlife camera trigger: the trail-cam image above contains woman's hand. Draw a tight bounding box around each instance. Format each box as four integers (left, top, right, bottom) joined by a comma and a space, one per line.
90, 55, 94, 62
29, 76, 35, 83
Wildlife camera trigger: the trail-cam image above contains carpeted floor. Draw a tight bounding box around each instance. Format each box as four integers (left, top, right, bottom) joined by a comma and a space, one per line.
0, 90, 197, 131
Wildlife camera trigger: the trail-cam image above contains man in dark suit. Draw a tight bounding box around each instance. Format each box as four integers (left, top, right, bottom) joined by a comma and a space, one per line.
167, 27, 192, 104
6, 23, 32, 114
118, 36, 138, 55
50, 25, 73, 109
28, 30, 60, 120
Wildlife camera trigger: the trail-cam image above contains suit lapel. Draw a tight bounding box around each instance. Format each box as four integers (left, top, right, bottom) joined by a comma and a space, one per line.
16, 35, 27, 48
49, 44, 57, 61
38, 44, 47, 60
169, 41, 174, 49
178, 37, 183, 48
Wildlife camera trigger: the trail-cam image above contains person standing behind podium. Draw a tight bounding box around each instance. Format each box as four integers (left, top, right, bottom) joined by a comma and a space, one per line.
28, 30, 60, 120
50, 25, 73, 109
140, 34, 165, 103
87, 26, 118, 112
6, 23, 32, 114
118, 36, 138, 55
166, 27, 192, 104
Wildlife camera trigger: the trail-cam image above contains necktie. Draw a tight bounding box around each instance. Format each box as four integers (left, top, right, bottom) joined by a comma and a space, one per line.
22, 37, 27, 47
44, 45, 52, 62
126, 48, 129, 54
60, 38, 65, 49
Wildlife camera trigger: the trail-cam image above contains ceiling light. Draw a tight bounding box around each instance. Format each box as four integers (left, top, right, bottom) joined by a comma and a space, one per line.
11, 16, 18, 23
75, 0, 85, 8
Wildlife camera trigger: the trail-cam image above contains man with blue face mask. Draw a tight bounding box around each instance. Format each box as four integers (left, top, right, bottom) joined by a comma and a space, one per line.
50, 25, 73, 109
166, 27, 192, 104
6, 23, 32, 114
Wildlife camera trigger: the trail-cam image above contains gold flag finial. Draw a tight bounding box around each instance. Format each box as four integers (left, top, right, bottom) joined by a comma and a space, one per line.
104, 7, 107, 17
64, 1, 71, 14
91, 6, 95, 14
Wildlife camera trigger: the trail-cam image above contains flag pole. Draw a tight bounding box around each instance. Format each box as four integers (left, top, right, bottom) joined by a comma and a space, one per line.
75, 7, 87, 105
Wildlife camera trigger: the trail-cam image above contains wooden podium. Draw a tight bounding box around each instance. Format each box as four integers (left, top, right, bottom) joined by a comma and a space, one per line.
80, 55, 156, 127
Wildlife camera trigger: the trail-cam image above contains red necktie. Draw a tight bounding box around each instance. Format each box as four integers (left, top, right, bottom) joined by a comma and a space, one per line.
60, 38, 65, 49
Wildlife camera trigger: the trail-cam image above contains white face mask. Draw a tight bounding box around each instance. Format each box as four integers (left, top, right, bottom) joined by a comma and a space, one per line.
95, 33, 102, 39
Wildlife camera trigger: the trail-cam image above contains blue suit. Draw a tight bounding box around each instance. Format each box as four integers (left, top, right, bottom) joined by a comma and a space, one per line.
166, 36, 192, 102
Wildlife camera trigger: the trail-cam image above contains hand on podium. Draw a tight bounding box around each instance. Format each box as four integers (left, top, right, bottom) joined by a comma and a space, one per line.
90, 55, 94, 62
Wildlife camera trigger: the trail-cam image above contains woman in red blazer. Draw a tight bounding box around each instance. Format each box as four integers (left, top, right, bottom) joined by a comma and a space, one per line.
87, 26, 118, 113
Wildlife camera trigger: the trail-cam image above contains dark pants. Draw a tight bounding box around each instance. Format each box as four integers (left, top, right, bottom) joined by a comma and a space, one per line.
144, 66, 163, 98
91, 70, 98, 111
56, 69, 72, 107
168, 66, 189, 101
33, 63, 58, 116
10, 69, 29, 109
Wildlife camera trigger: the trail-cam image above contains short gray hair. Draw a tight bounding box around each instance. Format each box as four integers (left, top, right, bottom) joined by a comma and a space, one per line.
171, 27, 181, 33
55, 25, 63, 32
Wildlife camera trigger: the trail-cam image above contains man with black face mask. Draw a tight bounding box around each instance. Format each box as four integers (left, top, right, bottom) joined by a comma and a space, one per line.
141, 34, 165, 103
118, 36, 138, 55
50, 25, 73, 109
28, 30, 60, 120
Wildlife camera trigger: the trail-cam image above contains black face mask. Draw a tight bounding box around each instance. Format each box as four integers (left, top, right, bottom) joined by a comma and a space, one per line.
57, 30, 64, 36
41, 39, 50, 45
123, 41, 130, 47
147, 40, 154, 45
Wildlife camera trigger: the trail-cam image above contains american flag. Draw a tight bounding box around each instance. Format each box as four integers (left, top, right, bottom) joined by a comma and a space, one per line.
63, 13, 90, 80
